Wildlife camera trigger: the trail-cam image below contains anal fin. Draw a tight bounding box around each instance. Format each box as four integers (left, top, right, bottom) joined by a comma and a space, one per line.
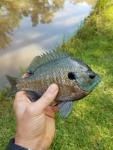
58, 101, 73, 118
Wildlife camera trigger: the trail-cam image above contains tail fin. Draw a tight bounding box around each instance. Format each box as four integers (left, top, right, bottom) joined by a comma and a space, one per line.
6, 75, 18, 90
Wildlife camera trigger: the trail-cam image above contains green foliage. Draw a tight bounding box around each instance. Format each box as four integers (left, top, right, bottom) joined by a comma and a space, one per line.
0, 0, 113, 149
0, 88, 15, 149
52, 0, 113, 149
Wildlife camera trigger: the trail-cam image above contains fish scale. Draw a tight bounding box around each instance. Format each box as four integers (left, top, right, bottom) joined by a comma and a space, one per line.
18, 57, 85, 98
7, 50, 100, 118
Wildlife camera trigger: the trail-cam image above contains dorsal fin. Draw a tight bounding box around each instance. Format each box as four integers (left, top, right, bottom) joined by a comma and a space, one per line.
26, 50, 68, 73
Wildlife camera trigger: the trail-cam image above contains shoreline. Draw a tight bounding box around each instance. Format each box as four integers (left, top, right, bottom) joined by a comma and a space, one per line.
0, 0, 113, 149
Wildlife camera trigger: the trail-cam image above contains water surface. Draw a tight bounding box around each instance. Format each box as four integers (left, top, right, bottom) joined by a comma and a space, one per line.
0, 0, 96, 88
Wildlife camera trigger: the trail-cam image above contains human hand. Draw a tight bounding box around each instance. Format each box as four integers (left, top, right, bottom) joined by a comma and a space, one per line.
14, 84, 59, 150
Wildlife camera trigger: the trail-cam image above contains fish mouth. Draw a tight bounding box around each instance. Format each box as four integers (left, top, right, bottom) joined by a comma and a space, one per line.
76, 75, 101, 92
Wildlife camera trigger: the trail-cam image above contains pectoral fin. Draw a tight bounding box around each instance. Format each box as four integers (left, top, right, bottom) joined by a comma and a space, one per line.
25, 90, 41, 102
58, 101, 73, 118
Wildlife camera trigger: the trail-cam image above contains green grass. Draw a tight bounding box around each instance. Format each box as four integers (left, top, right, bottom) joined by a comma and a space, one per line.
0, 0, 113, 149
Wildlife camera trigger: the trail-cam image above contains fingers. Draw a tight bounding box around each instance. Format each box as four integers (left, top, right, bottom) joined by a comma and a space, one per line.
15, 91, 31, 104
44, 107, 55, 118
14, 91, 31, 115
33, 84, 59, 112
15, 91, 26, 100
44, 106, 59, 118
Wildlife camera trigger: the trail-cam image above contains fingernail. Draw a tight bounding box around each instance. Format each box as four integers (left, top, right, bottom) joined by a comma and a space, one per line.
48, 84, 59, 93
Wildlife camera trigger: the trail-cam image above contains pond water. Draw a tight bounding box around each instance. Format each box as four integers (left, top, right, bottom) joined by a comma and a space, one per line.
0, 0, 96, 88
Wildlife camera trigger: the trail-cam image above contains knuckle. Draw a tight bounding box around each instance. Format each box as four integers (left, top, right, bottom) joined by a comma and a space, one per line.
15, 91, 25, 98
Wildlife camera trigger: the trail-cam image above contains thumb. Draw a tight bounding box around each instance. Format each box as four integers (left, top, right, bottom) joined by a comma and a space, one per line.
33, 84, 59, 112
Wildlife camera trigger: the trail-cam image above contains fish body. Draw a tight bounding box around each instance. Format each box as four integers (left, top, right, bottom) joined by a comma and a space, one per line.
7, 51, 101, 118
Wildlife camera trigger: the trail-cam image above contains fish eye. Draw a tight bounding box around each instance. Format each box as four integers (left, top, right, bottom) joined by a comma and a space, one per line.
89, 73, 96, 79
27, 70, 34, 75
68, 72, 76, 80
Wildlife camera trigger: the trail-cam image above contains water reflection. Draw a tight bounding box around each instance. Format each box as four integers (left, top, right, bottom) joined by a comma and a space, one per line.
0, 0, 97, 88
71, 0, 97, 5
0, 0, 97, 49
0, 0, 65, 48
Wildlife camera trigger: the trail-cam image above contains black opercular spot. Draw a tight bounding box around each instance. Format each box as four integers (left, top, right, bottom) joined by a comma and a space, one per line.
89, 73, 96, 79
68, 72, 76, 80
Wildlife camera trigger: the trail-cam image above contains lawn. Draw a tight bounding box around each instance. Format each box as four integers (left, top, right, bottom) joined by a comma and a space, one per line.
0, 0, 113, 149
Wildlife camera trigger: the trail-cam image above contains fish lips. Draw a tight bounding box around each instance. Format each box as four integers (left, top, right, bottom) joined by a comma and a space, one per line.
75, 75, 101, 93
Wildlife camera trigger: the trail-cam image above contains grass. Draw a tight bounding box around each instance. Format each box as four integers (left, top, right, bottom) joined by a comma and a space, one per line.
0, 0, 113, 149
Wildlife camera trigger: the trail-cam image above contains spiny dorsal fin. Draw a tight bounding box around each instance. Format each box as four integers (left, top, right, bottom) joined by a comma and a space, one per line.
27, 50, 68, 73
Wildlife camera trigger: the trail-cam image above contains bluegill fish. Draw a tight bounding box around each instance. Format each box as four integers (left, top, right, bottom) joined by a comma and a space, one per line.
7, 51, 101, 118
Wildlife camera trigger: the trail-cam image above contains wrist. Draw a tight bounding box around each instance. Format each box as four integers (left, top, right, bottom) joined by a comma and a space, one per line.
6, 138, 28, 150
15, 135, 43, 150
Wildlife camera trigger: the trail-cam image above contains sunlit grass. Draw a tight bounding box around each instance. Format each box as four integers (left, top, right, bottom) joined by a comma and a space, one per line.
50, 0, 113, 149
0, 0, 113, 150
